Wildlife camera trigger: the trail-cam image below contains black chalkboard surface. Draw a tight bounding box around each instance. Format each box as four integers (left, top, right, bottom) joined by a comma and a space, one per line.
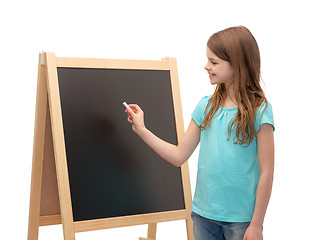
57, 67, 185, 222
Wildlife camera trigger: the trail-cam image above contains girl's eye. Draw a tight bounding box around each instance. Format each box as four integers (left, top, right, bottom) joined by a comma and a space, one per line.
211, 62, 217, 65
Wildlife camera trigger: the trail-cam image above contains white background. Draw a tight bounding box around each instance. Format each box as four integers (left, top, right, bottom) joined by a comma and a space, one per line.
1, 0, 314, 239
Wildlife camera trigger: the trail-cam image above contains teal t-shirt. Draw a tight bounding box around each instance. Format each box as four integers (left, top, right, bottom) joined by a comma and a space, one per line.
191, 95, 275, 222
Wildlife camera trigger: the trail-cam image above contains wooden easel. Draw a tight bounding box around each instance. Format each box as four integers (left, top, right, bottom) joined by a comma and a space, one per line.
27, 52, 194, 240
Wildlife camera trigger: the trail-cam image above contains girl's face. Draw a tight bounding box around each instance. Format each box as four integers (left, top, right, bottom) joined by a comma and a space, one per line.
204, 47, 234, 86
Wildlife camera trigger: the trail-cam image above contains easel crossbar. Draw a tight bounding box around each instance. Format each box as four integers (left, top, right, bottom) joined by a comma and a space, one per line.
74, 210, 188, 233
40, 215, 62, 226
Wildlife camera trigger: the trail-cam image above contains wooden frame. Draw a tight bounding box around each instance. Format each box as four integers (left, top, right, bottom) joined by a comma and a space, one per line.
27, 52, 194, 240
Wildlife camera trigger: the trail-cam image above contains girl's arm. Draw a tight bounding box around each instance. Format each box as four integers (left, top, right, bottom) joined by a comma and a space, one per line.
244, 123, 275, 240
125, 104, 200, 167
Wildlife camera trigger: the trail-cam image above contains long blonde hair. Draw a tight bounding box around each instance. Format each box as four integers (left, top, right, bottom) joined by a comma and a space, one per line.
200, 26, 268, 146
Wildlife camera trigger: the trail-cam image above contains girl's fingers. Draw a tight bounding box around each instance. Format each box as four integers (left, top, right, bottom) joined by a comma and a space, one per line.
127, 107, 136, 116
125, 104, 142, 126
128, 104, 142, 113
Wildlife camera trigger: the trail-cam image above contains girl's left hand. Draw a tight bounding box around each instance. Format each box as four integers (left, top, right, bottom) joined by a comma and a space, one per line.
243, 225, 263, 240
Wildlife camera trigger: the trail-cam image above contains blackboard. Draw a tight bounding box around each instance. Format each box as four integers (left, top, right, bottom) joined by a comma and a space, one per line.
57, 67, 185, 222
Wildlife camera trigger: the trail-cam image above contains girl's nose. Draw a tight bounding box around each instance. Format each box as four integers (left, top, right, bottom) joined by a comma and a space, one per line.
204, 63, 211, 71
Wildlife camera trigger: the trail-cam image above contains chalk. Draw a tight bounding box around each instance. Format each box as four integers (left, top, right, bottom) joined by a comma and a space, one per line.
123, 102, 129, 109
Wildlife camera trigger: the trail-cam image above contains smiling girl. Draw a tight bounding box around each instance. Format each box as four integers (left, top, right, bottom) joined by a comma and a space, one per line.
125, 26, 275, 240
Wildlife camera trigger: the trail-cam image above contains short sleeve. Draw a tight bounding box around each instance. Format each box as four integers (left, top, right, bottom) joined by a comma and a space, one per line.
191, 96, 210, 126
255, 101, 275, 134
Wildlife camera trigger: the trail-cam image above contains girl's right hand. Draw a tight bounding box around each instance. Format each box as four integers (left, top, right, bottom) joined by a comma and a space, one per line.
125, 104, 146, 134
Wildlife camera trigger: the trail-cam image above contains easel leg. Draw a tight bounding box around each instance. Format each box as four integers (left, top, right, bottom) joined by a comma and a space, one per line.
139, 223, 157, 240
186, 215, 194, 240
28, 54, 48, 240
45, 52, 76, 240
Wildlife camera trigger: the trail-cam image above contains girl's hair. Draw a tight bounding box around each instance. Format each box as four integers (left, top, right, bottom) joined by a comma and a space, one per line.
200, 26, 268, 146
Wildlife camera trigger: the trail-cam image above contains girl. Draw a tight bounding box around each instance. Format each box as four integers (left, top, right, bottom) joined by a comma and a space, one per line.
125, 26, 275, 240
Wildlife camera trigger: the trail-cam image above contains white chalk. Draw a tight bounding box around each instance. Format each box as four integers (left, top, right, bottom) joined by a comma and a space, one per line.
123, 102, 129, 109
